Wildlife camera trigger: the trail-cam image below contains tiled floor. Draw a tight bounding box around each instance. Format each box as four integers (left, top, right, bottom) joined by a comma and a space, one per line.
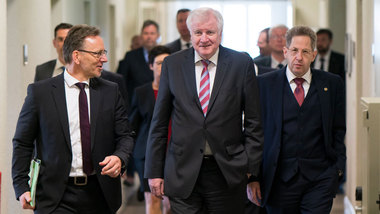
117, 174, 345, 214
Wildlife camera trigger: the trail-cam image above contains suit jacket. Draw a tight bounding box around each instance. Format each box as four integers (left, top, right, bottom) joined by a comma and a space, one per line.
257, 67, 346, 206
12, 74, 134, 213
312, 51, 345, 81
129, 82, 155, 159
116, 47, 153, 107
101, 70, 129, 109
166, 38, 182, 53
34, 59, 56, 82
253, 56, 276, 75
144, 46, 264, 198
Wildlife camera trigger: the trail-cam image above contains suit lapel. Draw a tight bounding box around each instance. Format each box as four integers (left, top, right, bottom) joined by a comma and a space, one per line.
312, 69, 330, 143
51, 74, 71, 150
180, 48, 202, 111
207, 46, 228, 116
89, 78, 101, 150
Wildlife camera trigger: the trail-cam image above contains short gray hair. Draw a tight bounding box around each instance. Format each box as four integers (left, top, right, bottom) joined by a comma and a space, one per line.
285, 26, 317, 50
268, 24, 288, 38
186, 7, 224, 34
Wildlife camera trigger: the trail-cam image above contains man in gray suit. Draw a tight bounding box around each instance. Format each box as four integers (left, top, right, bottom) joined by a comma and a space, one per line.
145, 7, 263, 213
34, 23, 73, 82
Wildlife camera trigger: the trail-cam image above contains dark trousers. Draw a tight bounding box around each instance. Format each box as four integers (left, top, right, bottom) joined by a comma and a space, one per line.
169, 156, 246, 214
266, 166, 338, 214
53, 175, 113, 214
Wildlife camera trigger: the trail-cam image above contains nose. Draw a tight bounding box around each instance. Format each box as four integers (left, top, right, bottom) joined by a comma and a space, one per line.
100, 55, 108, 63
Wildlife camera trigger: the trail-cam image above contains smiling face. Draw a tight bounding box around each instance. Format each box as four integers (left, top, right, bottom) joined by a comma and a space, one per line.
284, 35, 317, 77
75, 35, 108, 79
190, 13, 222, 60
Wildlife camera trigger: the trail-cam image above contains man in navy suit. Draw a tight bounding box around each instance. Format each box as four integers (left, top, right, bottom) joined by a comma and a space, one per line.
117, 20, 160, 109
166, 8, 191, 53
255, 26, 346, 213
145, 7, 263, 213
34, 23, 73, 82
12, 25, 134, 214
312, 28, 345, 81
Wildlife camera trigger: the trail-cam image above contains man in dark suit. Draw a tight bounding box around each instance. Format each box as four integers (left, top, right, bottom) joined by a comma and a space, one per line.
12, 25, 134, 214
34, 23, 73, 82
254, 25, 288, 75
255, 26, 346, 213
117, 20, 160, 109
145, 8, 264, 213
166, 8, 191, 53
311, 28, 345, 81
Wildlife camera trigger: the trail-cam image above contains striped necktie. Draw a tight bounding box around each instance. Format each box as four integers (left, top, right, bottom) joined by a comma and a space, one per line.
199, 60, 210, 116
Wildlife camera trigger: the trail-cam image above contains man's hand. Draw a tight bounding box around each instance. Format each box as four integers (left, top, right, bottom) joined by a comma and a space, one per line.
148, 178, 164, 199
247, 181, 262, 206
19, 191, 34, 210
99, 155, 122, 178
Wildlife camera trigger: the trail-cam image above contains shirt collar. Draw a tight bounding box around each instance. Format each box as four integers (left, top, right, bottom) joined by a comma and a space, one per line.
194, 47, 219, 66
286, 66, 312, 85
64, 70, 90, 88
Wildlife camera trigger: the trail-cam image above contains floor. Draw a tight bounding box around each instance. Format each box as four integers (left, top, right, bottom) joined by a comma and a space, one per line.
117, 174, 345, 214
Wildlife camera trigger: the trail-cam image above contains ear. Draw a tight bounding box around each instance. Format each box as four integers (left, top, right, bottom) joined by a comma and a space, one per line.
283, 46, 288, 56
311, 50, 317, 62
72, 51, 80, 65
149, 64, 153, 70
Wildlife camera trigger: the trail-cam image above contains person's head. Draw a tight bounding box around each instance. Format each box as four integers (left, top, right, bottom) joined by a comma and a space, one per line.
268, 25, 288, 54
149, 45, 171, 83
53, 23, 73, 64
176, 9, 191, 41
130, 35, 143, 50
283, 26, 317, 77
316, 28, 333, 55
63, 24, 107, 80
187, 7, 223, 60
257, 27, 271, 56
140, 20, 160, 51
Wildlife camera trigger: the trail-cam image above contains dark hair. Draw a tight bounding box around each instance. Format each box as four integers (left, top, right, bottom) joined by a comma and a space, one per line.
285, 26, 316, 50
63, 24, 100, 64
141, 20, 160, 33
316, 28, 333, 40
177, 8, 191, 16
54, 23, 73, 38
149, 45, 171, 65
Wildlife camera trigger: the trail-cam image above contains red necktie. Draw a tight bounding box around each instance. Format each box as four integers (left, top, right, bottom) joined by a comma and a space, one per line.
199, 60, 210, 116
75, 83, 93, 175
293, 78, 305, 106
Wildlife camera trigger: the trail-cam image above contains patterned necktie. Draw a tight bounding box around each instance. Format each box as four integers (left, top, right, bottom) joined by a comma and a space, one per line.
75, 83, 93, 175
293, 78, 305, 106
199, 60, 210, 116
320, 58, 325, 71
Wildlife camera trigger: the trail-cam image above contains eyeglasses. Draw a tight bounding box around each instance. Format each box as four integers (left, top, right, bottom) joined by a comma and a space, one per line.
77, 49, 108, 58
287, 48, 313, 57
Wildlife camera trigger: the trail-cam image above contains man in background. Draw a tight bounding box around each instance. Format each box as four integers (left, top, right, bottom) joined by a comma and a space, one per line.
254, 27, 271, 60
254, 25, 288, 75
166, 8, 191, 53
34, 23, 72, 82
117, 20, 160, 109
311, 28, 345, 81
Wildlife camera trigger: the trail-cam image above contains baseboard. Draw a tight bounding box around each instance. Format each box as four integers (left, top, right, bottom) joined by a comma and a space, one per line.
344, 196, 355, 214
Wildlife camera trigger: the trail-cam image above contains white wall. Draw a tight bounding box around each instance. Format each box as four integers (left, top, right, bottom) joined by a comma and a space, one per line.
6, 0, 51, 213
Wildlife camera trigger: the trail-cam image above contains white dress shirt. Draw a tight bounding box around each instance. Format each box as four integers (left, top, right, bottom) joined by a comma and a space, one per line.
286, 67, 312, 98
64, 70, 91, 177
314, 49, 331, 72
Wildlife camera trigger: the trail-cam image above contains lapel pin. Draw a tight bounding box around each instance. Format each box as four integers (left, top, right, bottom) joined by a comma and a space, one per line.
324, 87, 328, 91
